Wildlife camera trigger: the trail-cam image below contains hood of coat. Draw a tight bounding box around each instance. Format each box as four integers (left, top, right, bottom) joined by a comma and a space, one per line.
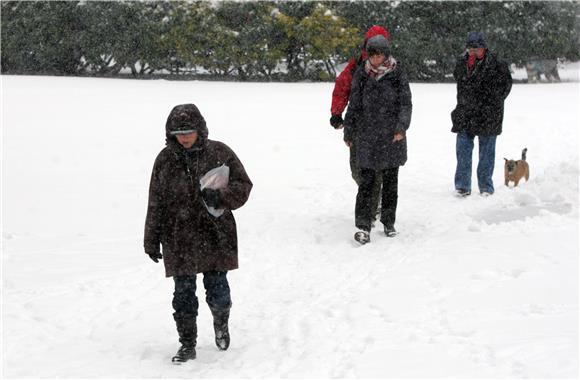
362, 25, 390, 60
165, 103, 209, 151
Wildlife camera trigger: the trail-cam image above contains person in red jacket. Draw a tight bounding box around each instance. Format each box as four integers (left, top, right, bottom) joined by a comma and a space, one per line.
330, 25, 390, 224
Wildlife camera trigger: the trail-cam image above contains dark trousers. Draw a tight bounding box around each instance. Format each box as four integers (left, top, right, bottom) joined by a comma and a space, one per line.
350, 145, 381, 220
355, 167, 399, 231
172, 271, 232, 319
454, 132, 497, 194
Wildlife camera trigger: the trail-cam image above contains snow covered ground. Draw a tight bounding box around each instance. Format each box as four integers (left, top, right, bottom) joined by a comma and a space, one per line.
2, 68, 578, 378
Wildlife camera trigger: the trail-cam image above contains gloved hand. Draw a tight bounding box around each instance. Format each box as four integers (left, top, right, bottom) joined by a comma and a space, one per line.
330, 115, 344, 129
201, 188, 221, 208
147, 252, 163, 263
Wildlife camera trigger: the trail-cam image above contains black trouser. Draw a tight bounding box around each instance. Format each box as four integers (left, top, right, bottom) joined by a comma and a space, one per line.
172, 271, 232, 320
355, 167, 399, 232
350, 145, 381, 220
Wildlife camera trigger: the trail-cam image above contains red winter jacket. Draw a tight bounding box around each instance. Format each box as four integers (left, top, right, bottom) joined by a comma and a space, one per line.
330, 25, 390, 116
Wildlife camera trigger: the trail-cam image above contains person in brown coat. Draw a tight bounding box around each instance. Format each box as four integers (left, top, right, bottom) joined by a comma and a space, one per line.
144, 103, 252, 363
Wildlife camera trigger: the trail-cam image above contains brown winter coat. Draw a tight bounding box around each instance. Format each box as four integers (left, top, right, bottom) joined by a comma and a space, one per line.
144, 104, 253, 277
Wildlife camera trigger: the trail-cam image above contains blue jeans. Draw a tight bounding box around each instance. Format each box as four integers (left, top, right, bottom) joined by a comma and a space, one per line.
172, 271, 232, 319
454, 132, 497, 194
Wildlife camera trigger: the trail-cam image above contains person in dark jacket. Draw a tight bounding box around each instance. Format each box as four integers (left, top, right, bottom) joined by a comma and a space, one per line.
343, 34, 412, 244
330, 25, 390, 225
451, 31, 512, 197
144, 103, 252, 363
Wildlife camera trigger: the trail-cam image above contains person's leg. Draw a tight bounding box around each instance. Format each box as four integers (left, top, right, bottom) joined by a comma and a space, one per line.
454, 132, 475, 193
352, 144, 381, 223
349, 144, 360, 185
355, 168, 377, 232
172, 275, 198, 362
371, 172, 382, 223
380, 167, 399, 230
204, 271, 232, 312
477, 135, 497, 194
203, 271, 232, 350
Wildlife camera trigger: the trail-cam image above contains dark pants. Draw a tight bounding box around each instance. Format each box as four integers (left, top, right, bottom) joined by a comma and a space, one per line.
355, 167, 399, 231
172, 271, 232, 319
454, 132, 497, 194
350, 145, 381, 220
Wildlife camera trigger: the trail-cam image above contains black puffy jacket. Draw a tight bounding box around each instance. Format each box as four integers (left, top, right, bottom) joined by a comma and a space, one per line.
343, 63, 413, 170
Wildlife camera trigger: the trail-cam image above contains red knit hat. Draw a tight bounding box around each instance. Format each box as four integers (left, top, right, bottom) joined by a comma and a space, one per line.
365, 25, 389, 42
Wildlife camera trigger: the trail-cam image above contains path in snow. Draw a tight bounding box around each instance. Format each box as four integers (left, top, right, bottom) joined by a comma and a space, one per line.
2, 76, 578, 378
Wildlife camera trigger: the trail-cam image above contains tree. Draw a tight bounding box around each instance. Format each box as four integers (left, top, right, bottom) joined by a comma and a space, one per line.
297, 4, 359, 80
272, 2, 359, 81
1, 1, 82, 75
213, 2, 285, 80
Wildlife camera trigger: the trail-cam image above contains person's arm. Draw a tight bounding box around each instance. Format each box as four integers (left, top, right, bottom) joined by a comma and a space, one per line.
395, 68, 413, 138
343, 68, 364, 145
496, 59, 513, 100
453, 54, 464, 82
144, 154, 164, 256
216, 146, 253, 211
330, 59, 357, 127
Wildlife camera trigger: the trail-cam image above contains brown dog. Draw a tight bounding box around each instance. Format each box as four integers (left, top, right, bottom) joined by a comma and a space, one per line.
504, 148, 530, 187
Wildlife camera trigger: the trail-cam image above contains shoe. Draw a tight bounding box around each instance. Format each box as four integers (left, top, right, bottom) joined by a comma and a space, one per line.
384, 225, 398, 237
480, 191, 493, 197
172, 344, 196, 363
173, 315, 197, 363
354, 230, 370, 245
213, 312, 230, 351
454, 189, 471, 197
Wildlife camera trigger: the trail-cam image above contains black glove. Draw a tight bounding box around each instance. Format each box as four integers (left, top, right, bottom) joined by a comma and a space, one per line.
330, 115, 344, 129
147, 252, 162, 263
201, 188, 221, 208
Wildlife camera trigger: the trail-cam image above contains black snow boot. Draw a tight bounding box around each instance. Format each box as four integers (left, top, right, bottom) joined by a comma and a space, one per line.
172, 344, 196, 363
211, 310, 230, 351
354, 230, 371, 245
172, 315, 197, 363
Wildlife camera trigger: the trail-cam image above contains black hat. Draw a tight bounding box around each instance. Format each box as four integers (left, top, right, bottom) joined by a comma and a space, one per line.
366, 35, 390, 57
466, 31, 487, 48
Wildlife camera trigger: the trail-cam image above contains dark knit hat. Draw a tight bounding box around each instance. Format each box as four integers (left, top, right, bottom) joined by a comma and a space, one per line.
166, 104, 205, 135
466, 31, 487, 48
365, 35, 390, 57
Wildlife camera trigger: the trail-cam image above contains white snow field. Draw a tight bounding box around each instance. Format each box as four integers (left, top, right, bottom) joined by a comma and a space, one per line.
2, 72, 578, 378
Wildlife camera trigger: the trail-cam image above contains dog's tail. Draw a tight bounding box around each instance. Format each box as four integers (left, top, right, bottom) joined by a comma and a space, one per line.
521, 148, 528, 161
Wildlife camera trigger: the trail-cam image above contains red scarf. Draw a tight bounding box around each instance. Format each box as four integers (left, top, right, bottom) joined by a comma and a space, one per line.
467, 49, 486, 73
467, 54, 477, 72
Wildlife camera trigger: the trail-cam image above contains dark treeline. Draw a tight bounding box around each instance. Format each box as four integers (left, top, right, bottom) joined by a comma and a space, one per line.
1, 1, 578, 82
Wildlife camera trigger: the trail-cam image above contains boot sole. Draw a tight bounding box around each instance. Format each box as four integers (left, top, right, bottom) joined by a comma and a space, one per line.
172, 356, 195, 364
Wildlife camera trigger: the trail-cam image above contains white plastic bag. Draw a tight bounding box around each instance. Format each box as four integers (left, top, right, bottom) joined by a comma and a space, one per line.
199, 164, 230, 217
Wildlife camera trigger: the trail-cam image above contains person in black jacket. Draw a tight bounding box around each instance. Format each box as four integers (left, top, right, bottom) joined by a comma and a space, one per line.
330, 26, 391, 225
144, 104, 253, 363
451, 31, 512, 197
343, 35, 412, 244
